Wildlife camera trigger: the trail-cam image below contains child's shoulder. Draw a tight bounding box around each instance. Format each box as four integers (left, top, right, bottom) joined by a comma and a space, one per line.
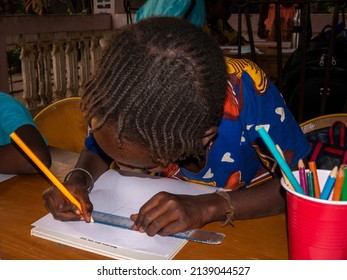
0, 92, 27, 112
224, 57, 262, 75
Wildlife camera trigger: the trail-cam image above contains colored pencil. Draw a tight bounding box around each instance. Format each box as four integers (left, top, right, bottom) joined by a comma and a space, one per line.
332, 165, 345, 201
276, 144, 294, 190
10, 132, 83, 213
340, 165, 347, 201
308, 161, 320, 198
257, 126, 304, 194
298, 159, 308, 195
306, 171, 315, 197
319, 166, 338, 200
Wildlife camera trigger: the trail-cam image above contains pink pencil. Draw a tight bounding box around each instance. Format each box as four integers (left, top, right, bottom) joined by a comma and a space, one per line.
298, 159, 308, 195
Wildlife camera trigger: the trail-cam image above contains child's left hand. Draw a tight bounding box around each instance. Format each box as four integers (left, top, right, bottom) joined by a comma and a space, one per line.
130, 191, 224, 236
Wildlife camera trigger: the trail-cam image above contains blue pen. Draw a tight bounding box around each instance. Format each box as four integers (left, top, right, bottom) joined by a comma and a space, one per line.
319, 166, 338, 200
257, 126, 305, 194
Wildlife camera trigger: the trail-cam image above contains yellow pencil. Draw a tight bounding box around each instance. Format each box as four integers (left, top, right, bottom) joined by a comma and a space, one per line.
332, 165, 345, 201
10, 132, 82, 213
276, 144, 294, 190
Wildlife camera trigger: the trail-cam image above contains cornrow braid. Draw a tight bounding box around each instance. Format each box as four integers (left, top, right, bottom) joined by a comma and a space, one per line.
81, 16, 227, 163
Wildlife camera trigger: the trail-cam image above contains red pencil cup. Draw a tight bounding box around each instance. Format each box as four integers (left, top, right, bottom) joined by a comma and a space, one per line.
281, 170, 347, 260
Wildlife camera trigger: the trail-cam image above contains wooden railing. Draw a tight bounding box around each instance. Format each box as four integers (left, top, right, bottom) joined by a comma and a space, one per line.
0, 14, 115, 110
0, 4, 343, 118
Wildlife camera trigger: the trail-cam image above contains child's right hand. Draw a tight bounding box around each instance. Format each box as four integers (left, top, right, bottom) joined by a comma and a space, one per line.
42, 180, 94, 223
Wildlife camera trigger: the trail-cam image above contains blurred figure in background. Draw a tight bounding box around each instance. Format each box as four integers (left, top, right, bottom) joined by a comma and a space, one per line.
203, 0, 247, 46
135, 0, 206, 27
257, 2, 297, 41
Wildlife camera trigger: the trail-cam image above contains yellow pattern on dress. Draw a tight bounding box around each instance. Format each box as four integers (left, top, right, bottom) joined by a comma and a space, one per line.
224, 57, 268, 94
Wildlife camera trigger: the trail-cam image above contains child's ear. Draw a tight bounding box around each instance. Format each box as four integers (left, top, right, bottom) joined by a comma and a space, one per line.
202, 126, 218, 146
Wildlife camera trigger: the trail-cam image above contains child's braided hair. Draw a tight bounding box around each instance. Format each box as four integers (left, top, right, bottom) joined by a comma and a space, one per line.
81, 16, 227, 163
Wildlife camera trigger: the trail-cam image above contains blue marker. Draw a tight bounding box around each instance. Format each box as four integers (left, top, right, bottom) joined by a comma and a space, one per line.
257, 126, 305, 195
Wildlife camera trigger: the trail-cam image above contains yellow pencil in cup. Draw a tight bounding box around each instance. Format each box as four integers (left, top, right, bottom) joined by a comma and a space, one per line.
276, 144, 294, 190
10, 132, 93, 222
332, 165, 346, 201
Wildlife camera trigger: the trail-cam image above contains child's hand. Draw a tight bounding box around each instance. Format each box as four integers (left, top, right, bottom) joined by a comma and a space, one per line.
130, 192, 222, 236
42, 181, 93, 223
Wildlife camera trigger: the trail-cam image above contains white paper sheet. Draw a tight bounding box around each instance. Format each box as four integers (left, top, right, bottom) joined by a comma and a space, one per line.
32, 169, 217, 259
0, 174, 15, 183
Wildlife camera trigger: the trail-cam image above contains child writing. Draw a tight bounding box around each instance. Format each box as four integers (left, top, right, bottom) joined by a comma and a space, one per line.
42, 17, 310, 237
0, 92, 51, 174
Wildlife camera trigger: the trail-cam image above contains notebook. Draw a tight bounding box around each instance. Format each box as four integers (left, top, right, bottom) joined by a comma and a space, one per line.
0, 174, 15, 182
31, 169, 216, 259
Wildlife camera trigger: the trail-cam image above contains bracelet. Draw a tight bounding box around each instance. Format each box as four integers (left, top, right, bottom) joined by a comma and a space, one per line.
215, 189, 235, 227
64, 168, 94, 194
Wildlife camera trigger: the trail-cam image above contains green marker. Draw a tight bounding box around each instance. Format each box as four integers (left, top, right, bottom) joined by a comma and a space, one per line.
307, 171, 315, 198
340, 165, 347, 201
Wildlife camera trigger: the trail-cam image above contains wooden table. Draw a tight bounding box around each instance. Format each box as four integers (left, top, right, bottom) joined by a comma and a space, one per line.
0, 149, 289, 260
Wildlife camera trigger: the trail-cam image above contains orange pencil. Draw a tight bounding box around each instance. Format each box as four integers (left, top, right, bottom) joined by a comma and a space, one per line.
308, 161, 320, 198
332, 165, 346, 201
